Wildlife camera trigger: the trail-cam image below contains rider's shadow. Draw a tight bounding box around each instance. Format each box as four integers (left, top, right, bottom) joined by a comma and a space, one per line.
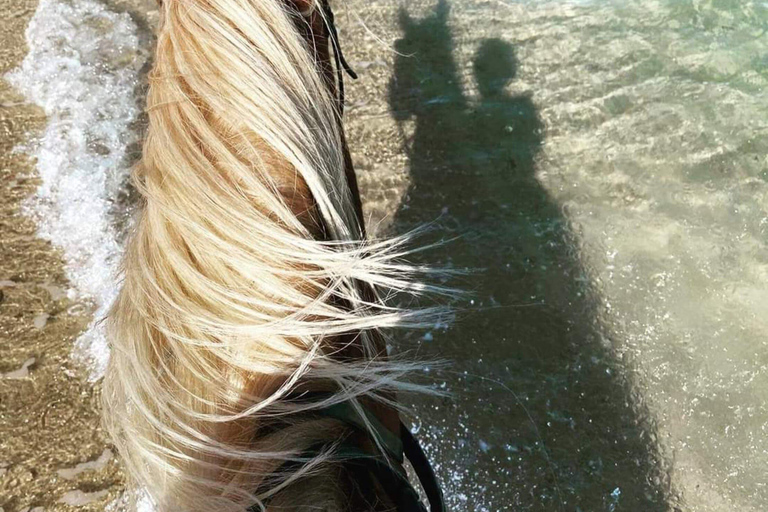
388, 1, 673, 510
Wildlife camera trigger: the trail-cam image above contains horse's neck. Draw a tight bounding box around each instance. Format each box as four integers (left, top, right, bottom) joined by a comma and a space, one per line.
257, 3, 403, 508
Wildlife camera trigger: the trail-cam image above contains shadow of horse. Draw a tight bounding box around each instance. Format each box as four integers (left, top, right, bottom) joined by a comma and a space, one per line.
388, 1, 675, 509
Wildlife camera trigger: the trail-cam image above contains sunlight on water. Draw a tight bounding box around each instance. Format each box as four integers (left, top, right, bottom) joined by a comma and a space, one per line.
6, 0, 147, 379
343, 0, 768, 510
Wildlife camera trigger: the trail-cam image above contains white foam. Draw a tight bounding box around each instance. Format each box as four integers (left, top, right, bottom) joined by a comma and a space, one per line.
6, 0, 148, 380
105, 488, 156, 512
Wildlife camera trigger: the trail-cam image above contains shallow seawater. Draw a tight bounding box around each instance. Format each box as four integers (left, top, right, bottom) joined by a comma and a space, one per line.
2, 0, 767, 509
6, 0, 150, 380
342, 0, 768, 510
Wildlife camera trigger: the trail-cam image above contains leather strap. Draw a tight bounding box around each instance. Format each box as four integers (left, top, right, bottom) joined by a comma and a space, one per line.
320, 0, 358, 114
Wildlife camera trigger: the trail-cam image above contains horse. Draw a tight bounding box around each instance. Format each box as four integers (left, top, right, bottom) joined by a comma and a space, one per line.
101, 1, 447, 510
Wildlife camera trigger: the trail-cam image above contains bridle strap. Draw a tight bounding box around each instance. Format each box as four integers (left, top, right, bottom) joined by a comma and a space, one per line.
401, 423, 446, 512
260, 392, 447, 511
307, 395, 446, 511
320, 0, 358, 114
334, 420, 446, 512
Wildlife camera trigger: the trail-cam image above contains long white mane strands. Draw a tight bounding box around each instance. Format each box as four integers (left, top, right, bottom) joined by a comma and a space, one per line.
102, 1, 445, 510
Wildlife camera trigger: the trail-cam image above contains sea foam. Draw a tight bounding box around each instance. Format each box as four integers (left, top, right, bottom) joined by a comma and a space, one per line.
6, 0, 148, 379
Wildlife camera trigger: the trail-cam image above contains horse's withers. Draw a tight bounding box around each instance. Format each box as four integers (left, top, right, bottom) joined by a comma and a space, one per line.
102, 1, 441, 511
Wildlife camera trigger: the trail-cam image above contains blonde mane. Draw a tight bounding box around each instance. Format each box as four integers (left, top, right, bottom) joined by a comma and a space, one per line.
102, 1, 444, 510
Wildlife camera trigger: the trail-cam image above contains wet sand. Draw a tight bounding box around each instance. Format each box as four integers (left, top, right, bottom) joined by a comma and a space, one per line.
0, 0, 158, 508
0, 0, 124, 509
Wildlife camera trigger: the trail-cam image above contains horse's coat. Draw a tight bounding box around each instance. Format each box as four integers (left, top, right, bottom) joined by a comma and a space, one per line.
101, 1, 447, 510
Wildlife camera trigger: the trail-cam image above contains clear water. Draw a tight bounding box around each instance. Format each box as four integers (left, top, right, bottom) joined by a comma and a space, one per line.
362, 0, 768, 510
6, 0, 148, 379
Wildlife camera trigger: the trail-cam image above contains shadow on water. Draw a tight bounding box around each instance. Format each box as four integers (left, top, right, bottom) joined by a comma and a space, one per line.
388, 1, 676, 510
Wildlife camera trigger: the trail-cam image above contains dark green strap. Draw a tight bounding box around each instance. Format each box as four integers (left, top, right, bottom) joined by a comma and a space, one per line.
318, 400, 404, 464
312, 401, 445, 512
257, 395, 446, 512
344, 452, 428, 512
331, 423, 445, 512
